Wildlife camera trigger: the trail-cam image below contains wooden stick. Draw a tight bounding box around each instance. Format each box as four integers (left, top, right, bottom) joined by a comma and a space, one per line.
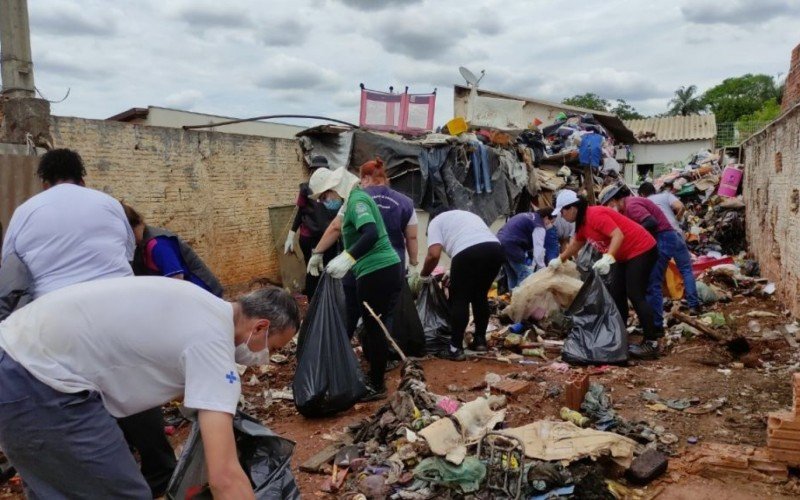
362, 301, 407, 361
670, 304, 731, 342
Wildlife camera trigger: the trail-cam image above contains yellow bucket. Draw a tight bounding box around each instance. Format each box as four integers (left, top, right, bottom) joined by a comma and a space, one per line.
446, 116, 468, 136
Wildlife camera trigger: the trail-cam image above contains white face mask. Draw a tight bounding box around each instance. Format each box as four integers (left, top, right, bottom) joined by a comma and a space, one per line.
235, 327, 269, 366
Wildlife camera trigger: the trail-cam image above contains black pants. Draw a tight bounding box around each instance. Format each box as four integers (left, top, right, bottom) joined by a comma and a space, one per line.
117, 407, 177, 497
299, 234, 337, 299
357, 262, 402, 388
608, 246, 659, 341
449, 242, 504, 349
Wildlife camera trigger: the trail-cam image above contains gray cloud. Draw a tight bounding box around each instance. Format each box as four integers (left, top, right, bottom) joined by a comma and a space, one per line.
473, 12, 503, 36
30, 5, 117, 37
372, 17, 456, 60
336, 0, 422, 11
175, 4, 252, 29
255, 56, 341, 91
36, 52, 113, 80
681, 0, 798, 25
261, 18, 310, 47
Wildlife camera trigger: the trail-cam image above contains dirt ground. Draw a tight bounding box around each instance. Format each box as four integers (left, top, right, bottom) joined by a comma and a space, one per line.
2, 292, 799, 499
260, 291, 800, 498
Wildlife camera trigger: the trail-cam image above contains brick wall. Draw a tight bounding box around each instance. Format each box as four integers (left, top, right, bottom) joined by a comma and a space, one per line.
49, 116, 306, 288
783, 43, 800, 112
742, 105, 800, 316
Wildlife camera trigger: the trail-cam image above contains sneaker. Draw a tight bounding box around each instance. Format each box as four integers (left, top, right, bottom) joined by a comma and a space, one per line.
438, 347, 466, 362
629, 341, 660, 360
360, 383, 387, 402
469, 339, 488, 352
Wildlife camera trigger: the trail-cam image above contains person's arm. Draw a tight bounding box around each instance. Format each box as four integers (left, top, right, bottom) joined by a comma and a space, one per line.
312, 216, 343, 254
420, 244, 443, 277
531, 227, 546, 269
405, 224, 419, 266
347, 222, 378, 259
0, 252, 32, 321
557, 236, 585, 262
670, 196, 685, 220
606, 227, 624, 258
639, 216, 658, 235
198, 410, 254, 499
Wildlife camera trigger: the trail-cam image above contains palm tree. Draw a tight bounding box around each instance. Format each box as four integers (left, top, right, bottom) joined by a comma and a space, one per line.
667, 85, 705, 116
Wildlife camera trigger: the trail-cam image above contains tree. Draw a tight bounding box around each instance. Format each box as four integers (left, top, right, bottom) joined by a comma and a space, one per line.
667, 85, 705, 116
701, 74, 780, 123
561, 93, 610, 112
736, 98, 781, 136
610, 99, 644, 119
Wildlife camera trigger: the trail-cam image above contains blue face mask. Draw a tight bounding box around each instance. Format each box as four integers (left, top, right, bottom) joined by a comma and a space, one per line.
323, 199, 343, 211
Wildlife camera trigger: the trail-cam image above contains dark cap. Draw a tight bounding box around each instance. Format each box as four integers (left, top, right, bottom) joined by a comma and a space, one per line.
309, 155, 329, 169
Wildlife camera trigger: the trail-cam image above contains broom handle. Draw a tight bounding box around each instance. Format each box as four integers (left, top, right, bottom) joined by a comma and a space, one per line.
362, 301, 407, 362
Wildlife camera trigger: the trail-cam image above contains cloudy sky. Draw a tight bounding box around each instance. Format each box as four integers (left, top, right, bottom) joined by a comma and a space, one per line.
27, 0, 800, 127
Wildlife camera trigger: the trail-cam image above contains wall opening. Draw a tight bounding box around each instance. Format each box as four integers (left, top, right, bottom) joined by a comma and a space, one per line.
775, 151, 783, 173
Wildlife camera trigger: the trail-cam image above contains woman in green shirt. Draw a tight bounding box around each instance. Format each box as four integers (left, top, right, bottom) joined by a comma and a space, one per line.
307, 167, 402, 401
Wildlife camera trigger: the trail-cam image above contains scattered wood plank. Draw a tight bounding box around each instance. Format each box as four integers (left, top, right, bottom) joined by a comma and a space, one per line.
672, 308, 732, 342
299, 434, 354, 473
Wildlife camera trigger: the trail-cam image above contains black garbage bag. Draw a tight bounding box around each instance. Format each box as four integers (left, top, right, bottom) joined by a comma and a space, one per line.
391, 280, 426, 357
562, 272, 628, 365
416, 279, 452, 354
166, 411, 299, 499
575, 243, 601, 281
293, 273, 367, 417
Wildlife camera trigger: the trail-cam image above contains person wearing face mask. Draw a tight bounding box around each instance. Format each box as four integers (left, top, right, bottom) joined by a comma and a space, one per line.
0, 277, 299, 499
285, 156, 340, 298
307, 167, 402, 401
548, 190, 659, 359
599, 182, 701, 335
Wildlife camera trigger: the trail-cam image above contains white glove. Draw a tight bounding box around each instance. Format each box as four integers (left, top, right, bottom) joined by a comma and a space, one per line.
326, 252, 356, 279
284, 230, 295, 254
592, 253, 616, 275
306, 252, 325, 277
548, 258, 563, 270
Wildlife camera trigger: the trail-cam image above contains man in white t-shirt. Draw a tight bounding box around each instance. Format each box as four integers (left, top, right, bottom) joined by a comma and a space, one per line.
0, 277, 299, 499
1, 148, 135, 298
420, 209, 503, 360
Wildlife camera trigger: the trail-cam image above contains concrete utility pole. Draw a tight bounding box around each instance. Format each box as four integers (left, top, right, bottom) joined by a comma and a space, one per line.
0, 0, 35, 98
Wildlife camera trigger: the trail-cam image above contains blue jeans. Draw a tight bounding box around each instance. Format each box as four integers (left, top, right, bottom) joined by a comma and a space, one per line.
647, 230, 700, 329
504, 259, 532, 290
0, 350, 151, 499
470, 141, 492, 193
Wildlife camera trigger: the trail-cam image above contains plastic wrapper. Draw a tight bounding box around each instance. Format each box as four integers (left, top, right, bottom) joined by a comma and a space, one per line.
293, 274, 367, 417
166, 411, 299, 499
562, 272, 628, 365
416, 279, 452, 354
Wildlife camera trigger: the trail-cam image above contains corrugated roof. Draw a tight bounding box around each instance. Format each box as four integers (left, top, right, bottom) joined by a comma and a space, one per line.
623, 114, 717, 143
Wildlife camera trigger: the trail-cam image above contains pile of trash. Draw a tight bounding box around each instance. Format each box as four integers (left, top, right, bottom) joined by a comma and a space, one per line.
314, 360, 673, 499
539, 112, 622, 174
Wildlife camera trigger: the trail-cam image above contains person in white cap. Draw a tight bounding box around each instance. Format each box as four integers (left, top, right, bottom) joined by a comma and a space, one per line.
306, 168, 402, 401
548, 190, 660, 360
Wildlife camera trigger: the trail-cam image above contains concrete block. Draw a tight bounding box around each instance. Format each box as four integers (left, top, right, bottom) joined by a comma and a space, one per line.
768, 448, 800, 466
626, 449, 668, 485
768, 411, 800, 431
564, 372, 589, 411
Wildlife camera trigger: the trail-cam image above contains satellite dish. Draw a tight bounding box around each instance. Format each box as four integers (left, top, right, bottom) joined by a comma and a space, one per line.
459, 66, 485, 87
